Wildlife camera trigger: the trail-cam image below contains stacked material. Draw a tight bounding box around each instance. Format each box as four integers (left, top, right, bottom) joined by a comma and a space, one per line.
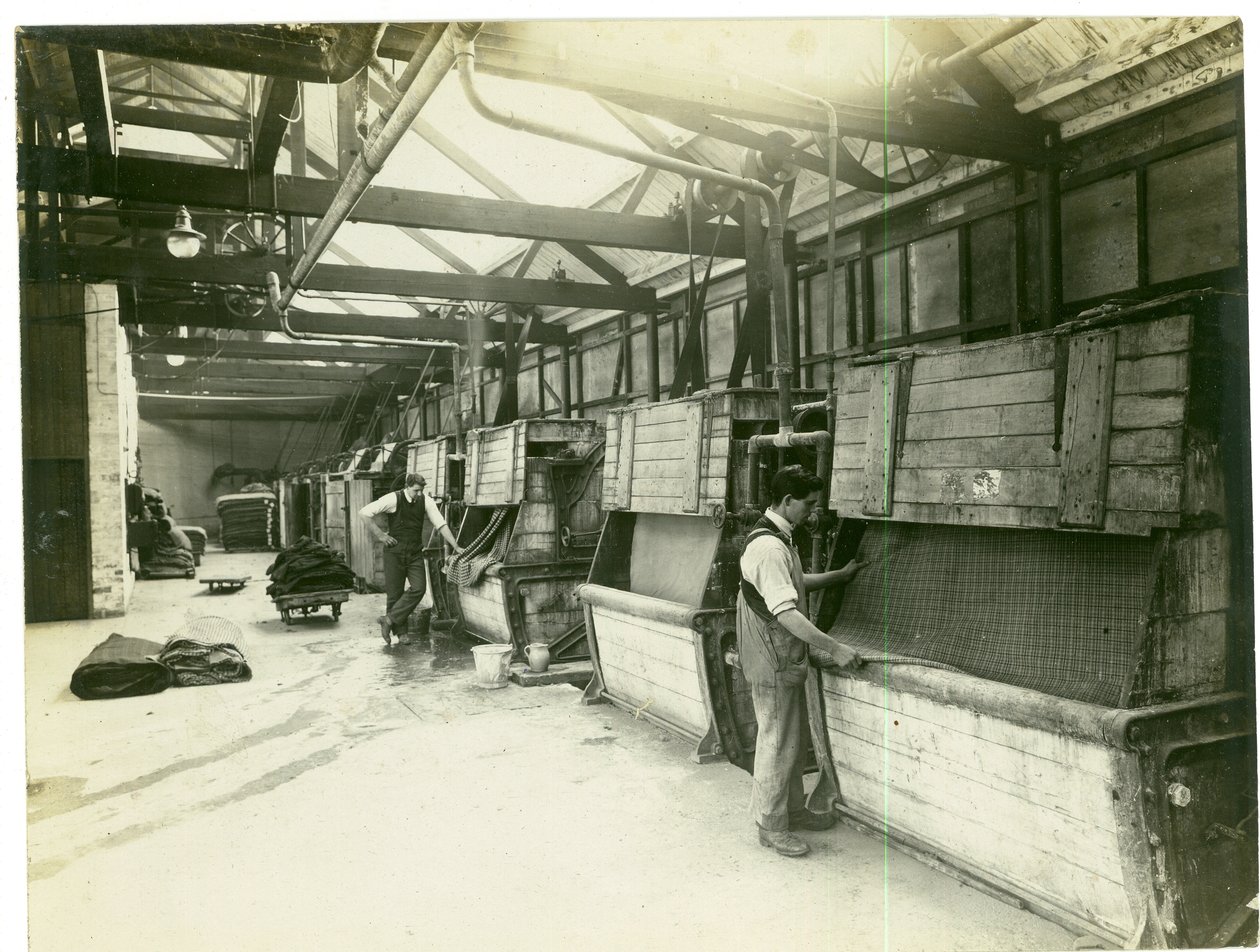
140, 527, 196, 578
445, 508, 512, 588
266, 536, 355, 598
176, 526, 207, 565
216, 491, 278, 551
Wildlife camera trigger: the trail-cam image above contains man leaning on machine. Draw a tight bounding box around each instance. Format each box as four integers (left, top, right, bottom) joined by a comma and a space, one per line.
359, 473, 464, 646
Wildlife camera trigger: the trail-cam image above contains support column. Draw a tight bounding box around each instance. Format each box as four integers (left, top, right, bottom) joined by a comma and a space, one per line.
1037, 165, 1063, 329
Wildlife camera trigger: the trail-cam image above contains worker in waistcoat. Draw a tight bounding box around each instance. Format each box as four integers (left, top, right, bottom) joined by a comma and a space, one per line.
738, 464, 866, 858
359, 473, 463, 646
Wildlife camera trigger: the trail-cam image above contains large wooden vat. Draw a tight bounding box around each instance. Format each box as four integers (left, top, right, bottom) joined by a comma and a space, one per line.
792, 292, 1255, 948
449, 419, 603, 660
580, 388, 824, 762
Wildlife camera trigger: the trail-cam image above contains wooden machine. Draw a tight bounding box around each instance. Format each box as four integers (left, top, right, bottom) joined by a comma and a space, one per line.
767, 291, 1254, 948
447, 418, 604, 661
578, 388, 825, 762
403, 433, 465, 631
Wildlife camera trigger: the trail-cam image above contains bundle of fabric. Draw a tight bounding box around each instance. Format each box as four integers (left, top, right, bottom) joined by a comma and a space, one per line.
217, 491, 278, 551
176, 526, 207, 566
158, 616, 252, 687
140, 528, 196, 577
70, 633, 173, 700
266, 536, 356, 597
445, 507, 512, 588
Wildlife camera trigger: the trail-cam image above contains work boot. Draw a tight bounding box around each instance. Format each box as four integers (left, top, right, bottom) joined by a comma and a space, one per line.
758, 827, 810, 857
378, 615, 392, 646
789, 808, 837, 831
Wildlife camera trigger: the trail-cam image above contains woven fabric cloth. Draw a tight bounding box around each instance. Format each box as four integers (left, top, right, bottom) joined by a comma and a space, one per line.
446, 507, 512, 588
827, 523, 1154, 707
158, 616, 251, 687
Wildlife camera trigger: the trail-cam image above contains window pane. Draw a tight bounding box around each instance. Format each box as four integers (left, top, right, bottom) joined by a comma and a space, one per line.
542, 358, 564, 412
629, 330, 649, 394
518, 361, 539, 416
1147, 139, 1240, 284
969, 214, 1017, 326
580, 338, 618, 404
808, 268, 849, 353
704, 302, 736, 382
1062, 171, 1138, 303
657, 317, 676, 392
908, 231, 960, 333
871, 249, 904, 341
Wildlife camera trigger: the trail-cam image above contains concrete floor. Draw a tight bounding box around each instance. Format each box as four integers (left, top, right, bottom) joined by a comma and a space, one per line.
22, 547, 1076, 952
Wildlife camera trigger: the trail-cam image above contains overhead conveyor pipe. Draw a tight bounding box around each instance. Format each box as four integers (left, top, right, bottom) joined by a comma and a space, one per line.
451, 28, 797, 437
912, 18, 1041, 92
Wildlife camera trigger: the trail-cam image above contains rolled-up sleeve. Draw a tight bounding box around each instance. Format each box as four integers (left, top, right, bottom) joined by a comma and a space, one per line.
423, 493, 447, 530
359, 493, 395, 520
740, 537, 798, 616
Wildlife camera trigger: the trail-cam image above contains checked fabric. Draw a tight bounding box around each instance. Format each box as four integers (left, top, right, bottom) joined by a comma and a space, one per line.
827, 523, 1154, 707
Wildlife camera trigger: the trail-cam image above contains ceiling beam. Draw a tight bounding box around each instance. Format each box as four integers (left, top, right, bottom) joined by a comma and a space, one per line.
133, 336, 454, 366
1013, 16, 1238, 113
41, 242, 657, 311
112, 104, 249, 139
135, 357, 456, 387
464, 30, 1059, 164
67, 46, 115, 156
251, 77, 300, 176
125, 297, 569, 344
406, 109, 627, 285
23, 146, 747, 257
137, 395, 333, 421
140, 377, 363, 397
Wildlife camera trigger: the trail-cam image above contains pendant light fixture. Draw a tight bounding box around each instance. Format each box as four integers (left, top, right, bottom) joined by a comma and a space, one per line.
166, 206, 206, 259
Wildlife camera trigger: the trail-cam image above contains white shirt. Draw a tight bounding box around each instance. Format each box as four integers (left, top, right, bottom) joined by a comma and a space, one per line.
359, 489, 447, 529
739, 508, 799, 617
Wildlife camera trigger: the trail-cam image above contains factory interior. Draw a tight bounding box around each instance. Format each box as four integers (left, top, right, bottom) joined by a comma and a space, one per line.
11, 15, 1257, 952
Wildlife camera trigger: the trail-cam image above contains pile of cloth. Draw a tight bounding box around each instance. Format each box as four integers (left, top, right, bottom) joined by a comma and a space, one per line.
216, 490, 278, 551
140, 525, 196, 577
70, 617, 251, 701
266, 536, 355, 598
445, 507, 512, 588
176, 525, 207, 565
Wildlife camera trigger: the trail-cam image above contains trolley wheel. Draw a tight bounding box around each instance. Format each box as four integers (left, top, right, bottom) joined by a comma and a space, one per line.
332, 603, 342, 620
281, 609, 291, 624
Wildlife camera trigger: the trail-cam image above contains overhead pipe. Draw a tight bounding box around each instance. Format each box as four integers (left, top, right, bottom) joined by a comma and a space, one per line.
451, 28, 797, 439
264, 25, 469, 455
910, 18, 1041, 94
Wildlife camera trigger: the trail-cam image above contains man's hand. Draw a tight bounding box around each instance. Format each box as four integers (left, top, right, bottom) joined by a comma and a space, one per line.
450, 543, 465, 556
380, 533, 398, 548
829, 641, 864, 671
836, 558, 869, 584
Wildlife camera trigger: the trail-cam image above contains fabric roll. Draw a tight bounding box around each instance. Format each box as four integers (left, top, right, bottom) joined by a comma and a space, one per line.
70, 633, 173, 700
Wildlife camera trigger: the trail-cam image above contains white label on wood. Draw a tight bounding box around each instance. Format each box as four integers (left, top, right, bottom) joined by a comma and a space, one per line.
682, 401, 704, 513
1059, 331, 1118, 528
862, 363, 902, 515
618, 412, 637, 510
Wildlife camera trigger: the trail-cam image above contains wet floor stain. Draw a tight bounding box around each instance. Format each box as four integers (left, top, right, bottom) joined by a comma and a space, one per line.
580, 736, 617, 746
27, 775, 88, 822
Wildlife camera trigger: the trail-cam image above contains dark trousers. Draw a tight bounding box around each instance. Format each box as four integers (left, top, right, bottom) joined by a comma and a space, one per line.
384, 542, 427, 630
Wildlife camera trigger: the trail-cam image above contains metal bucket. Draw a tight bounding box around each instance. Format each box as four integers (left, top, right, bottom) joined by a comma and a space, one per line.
470, 644, 513, 689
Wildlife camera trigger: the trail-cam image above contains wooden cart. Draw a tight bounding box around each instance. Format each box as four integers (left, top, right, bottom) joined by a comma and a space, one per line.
273, 589, 351, 624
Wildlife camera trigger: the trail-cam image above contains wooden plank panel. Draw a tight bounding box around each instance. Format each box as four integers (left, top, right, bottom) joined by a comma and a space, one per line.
1114, 313, 1192, 359
1114, 352, 1189, 395
1112, 394, 1185, 429
1059, 331, 1118, 528
908, 369, 1054, 412
904, 403, 1056, 441
633, 439, 690, 462
848, 466, 1060, 509
617, 412, 636, 509
897, 435, 1059, 470
1108, 427, 1184, 464
1106, 465, 1183, 513
682, 400, 704, 513
861, 364, 900, 516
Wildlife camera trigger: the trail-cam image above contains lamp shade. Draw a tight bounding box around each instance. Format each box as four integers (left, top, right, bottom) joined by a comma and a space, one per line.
166, 206, 206, 259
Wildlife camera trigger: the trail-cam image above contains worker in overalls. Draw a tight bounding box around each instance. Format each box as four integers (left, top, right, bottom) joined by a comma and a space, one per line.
738, 464, 866, 857
359, 473, 463, 646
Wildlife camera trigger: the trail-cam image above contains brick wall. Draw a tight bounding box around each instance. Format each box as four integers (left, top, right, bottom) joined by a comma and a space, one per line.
83, 284, 138, 617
